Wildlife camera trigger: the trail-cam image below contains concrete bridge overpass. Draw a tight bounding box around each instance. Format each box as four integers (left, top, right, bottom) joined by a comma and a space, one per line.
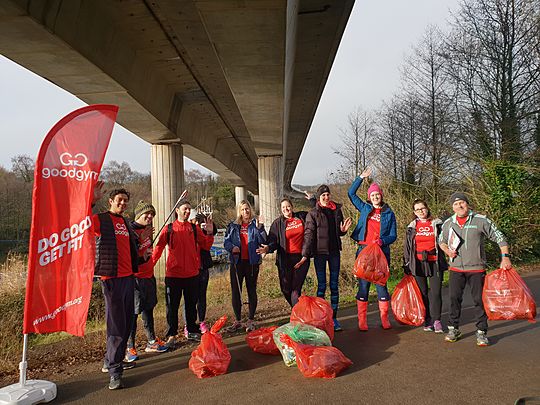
0, 0, 354, 226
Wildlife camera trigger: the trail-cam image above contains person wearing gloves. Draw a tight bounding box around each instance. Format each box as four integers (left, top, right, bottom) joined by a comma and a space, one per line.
193, 212, 218, 334
403, 199, 448, 333
348, 167, 397, 331
261, 198, 311, 307
439, 192, 512, 346
302, 185, 352, 331
152, 199, 214, 346
224, 199, 267, 333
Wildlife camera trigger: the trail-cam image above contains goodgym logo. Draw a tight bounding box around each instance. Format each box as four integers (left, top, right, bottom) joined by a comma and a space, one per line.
59, 152, 88, 167
42, 152, 99, 182
115, 222, 129, 237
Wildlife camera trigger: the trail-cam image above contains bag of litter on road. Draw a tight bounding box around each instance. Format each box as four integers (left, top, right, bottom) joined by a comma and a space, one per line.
391, 275, 425, 326
273, 322, 331, 367
246, 326, 280, 355
483, 268, 537, 322
280, 335, 352, 378
189, 316, 231, 378
290, 295, 334, 341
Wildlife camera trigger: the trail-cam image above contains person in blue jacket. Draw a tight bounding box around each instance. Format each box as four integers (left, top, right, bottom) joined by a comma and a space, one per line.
224, 199, 267, 333
348, 167, 397, 331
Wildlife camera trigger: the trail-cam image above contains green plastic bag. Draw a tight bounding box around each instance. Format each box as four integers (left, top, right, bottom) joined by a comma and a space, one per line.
272, 322, 331, 367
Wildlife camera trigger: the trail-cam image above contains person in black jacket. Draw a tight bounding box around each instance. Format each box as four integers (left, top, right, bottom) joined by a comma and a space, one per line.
194, 212, 218, 333
301, 185, 352, 331
403, 199, 448, 333
261, 198, 310, 307
92, 182, 150, 390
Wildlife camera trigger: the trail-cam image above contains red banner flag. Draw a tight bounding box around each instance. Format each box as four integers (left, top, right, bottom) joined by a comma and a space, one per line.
23, 105, 118, 336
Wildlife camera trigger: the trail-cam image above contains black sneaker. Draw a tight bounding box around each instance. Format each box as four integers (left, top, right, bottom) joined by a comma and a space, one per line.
108, 376, 123, 390
101, 361, 136, 373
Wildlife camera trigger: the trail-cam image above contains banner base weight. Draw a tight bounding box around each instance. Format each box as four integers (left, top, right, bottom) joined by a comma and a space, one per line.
0, 380, 56, 405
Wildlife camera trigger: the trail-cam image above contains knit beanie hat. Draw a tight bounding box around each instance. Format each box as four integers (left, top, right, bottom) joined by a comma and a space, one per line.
134, 200, 156, 220
449, 192, 469, 205
367, 183, 383, 199
317, 184, 331, 198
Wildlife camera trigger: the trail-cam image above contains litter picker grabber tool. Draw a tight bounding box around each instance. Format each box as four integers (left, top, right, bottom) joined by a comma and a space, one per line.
152, 189, 188, 244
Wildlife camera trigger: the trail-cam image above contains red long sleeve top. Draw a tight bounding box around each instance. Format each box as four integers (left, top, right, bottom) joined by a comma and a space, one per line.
152, 220, 214, 278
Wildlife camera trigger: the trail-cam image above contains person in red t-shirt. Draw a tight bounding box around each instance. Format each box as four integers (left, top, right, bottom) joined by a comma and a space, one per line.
348, 167, 397, 331
92, 184, 150, 390
152, 199, 214, 346
403, 199, 448, 333
124, 201, 168, 362
223, 200, 267, 333
262, 198, 311, 307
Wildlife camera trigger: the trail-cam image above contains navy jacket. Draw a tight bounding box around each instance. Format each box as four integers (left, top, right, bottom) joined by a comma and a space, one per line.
224, 218, 267, 265
94, 212, 140, 277
348, 176, 397, 260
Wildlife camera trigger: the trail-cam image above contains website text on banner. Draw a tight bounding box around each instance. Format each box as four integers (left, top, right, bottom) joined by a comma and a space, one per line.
23, 104, 118, 336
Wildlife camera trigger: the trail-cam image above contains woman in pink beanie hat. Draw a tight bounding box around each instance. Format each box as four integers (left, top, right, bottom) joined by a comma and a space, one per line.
348, 167, 397, 331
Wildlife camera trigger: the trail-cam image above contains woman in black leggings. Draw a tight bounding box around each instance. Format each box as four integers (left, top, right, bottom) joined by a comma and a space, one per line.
262, 198, 310, 307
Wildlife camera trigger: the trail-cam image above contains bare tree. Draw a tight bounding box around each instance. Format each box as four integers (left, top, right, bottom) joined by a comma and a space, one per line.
11, 155, 35, 183
446, 0, 540, 161
332, 107, 376, 182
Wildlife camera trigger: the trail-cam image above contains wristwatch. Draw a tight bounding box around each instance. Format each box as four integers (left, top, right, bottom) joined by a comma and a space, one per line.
501, 253, 511, 258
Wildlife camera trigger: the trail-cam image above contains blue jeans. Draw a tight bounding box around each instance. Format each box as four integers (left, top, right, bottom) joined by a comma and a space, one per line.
355, 245, 390, 301
314, 252, 340, 318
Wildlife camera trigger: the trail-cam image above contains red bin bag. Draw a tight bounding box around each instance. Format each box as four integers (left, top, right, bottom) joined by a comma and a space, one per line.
246, 326, 279, 355
290, 295, 334, 341
280, 335, 352, 378
189, 316, 231, 378
353, 244, 390, 286
391, 275, 425, 326
483, 268, 536, 322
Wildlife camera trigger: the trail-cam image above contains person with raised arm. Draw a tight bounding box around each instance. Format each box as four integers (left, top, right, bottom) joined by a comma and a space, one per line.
348, 167, 397, 331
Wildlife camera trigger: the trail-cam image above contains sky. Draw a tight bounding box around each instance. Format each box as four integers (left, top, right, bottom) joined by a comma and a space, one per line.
0, 0, 461, 186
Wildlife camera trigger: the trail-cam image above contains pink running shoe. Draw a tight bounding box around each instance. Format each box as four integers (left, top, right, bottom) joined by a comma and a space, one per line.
199, 321, 209, 334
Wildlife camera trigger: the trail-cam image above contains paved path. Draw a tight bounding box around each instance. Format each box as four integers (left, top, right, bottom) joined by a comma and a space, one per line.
55, 271, 540, 404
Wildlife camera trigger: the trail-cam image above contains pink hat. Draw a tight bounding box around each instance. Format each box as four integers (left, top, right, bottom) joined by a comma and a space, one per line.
367, 183, 383, 199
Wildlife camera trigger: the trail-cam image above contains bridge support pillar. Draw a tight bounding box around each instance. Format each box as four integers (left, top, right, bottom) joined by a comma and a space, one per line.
235, 186, 247, 206
258, 156, 282, 224
253, 194, 260, 214
151, 143, 184, 279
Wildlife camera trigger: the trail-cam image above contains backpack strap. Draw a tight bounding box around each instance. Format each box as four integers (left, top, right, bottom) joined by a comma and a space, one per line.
166, 223, 173, 248
166, 222, 198, 249
191, 223, 198, 248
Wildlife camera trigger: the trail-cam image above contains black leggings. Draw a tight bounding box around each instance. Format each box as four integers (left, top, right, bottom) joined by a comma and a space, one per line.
278, 253, 309, 307
414, 268, 443, 325
197, 267, 210, 321
230, 259, 259, 321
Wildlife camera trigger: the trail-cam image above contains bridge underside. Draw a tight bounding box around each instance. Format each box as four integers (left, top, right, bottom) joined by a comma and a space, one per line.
0, 0, 354, 225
